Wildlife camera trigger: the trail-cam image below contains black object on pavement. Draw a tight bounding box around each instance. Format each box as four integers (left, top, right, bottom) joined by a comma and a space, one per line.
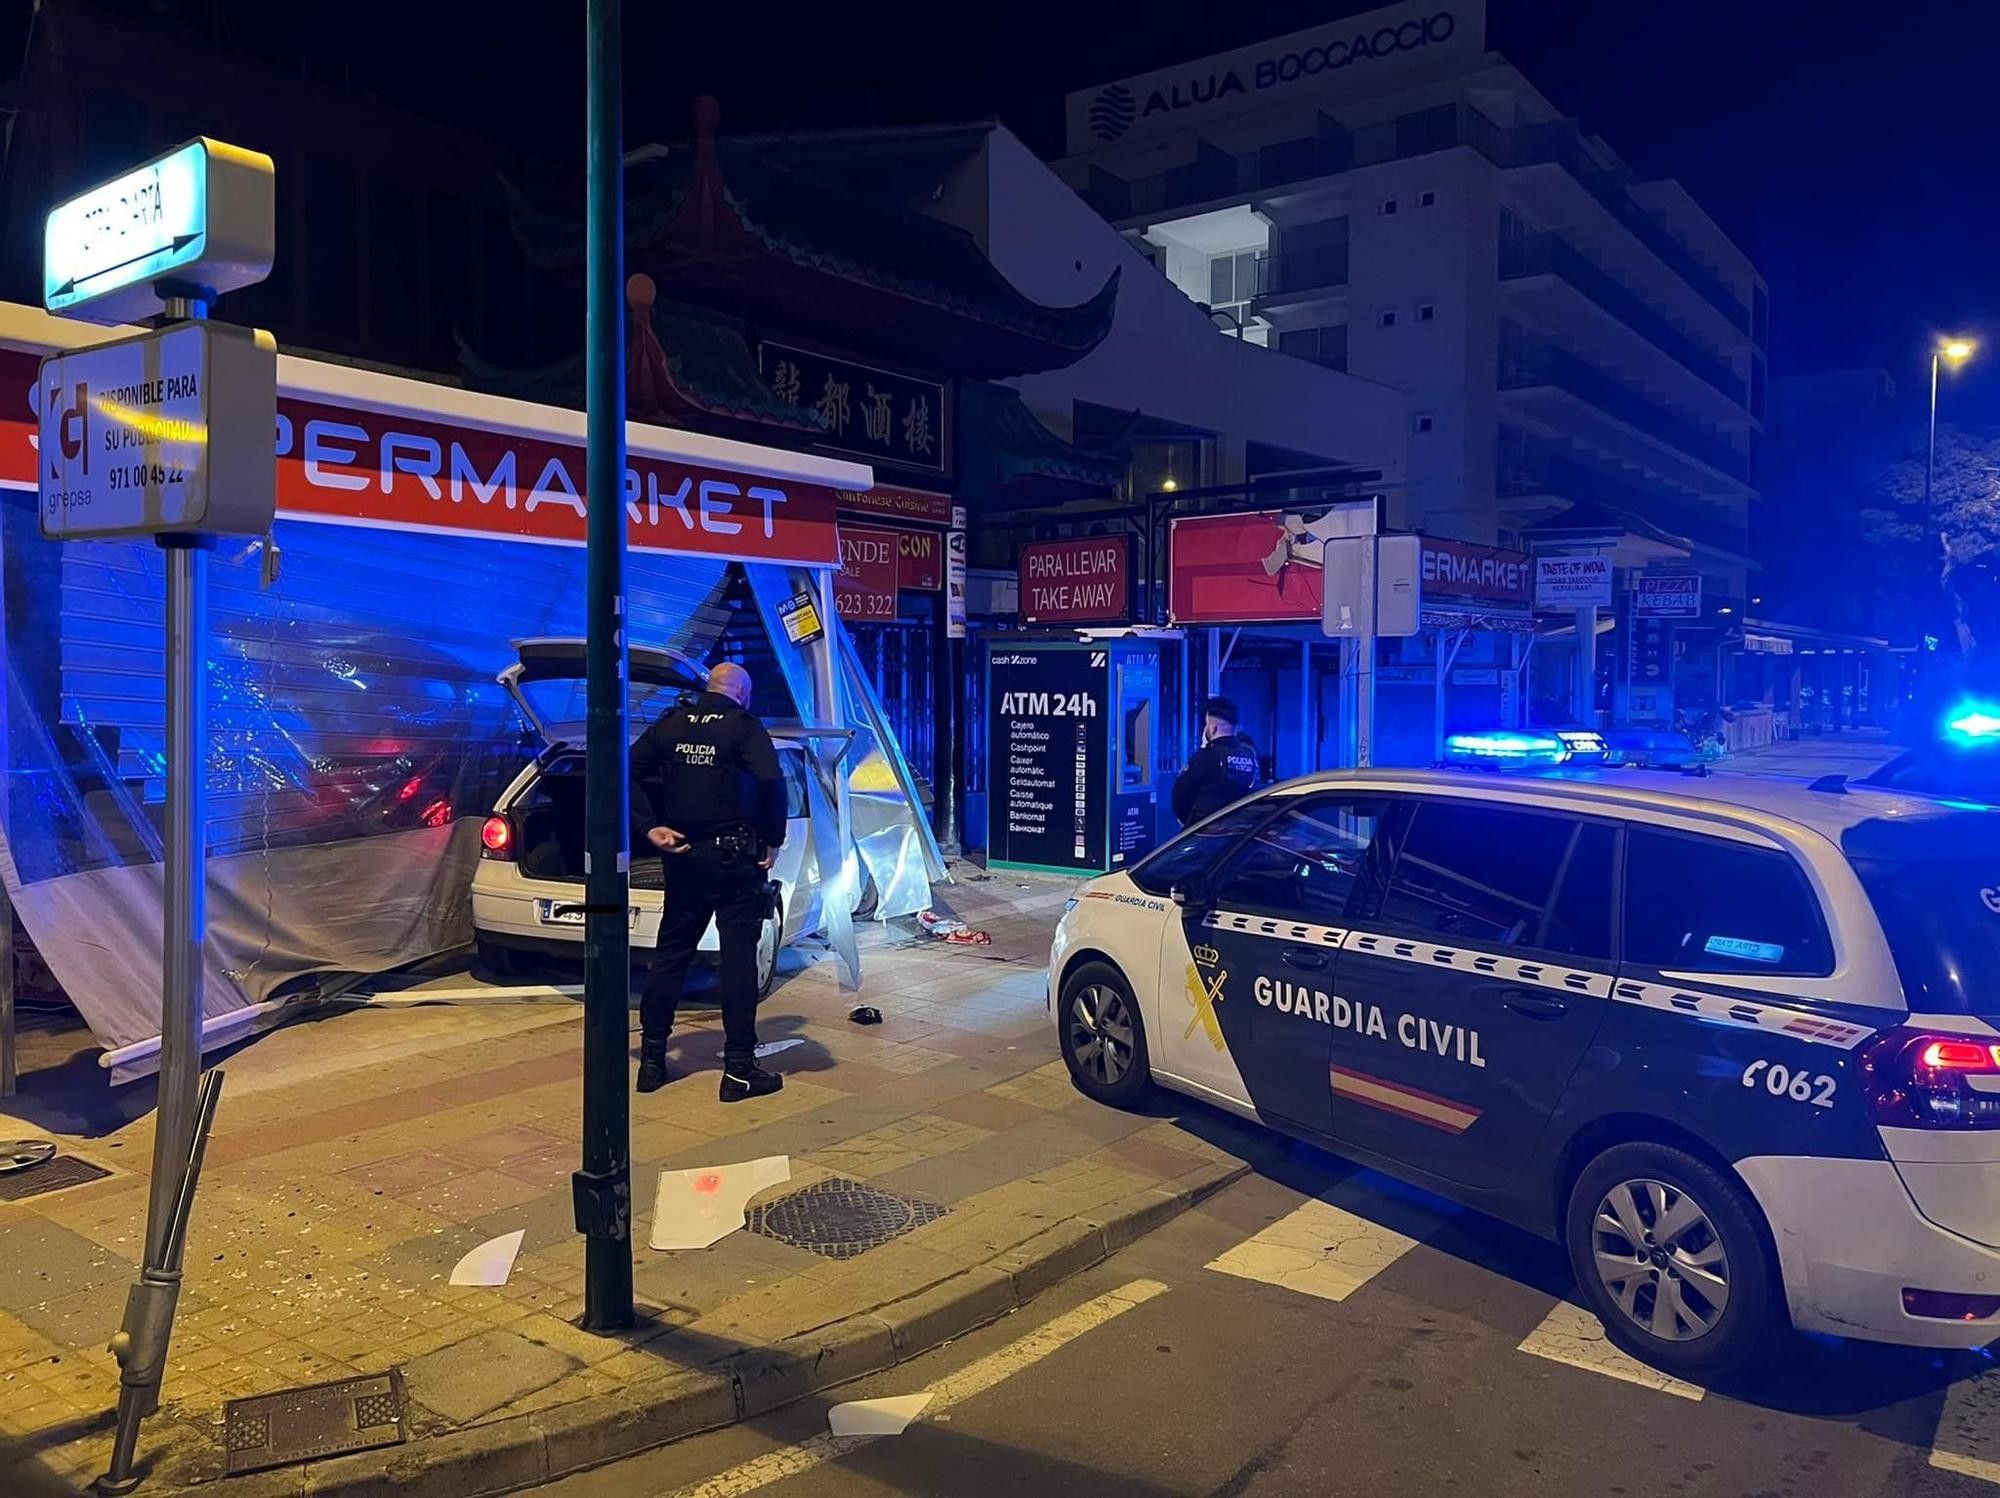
848, 1005, 883, 1025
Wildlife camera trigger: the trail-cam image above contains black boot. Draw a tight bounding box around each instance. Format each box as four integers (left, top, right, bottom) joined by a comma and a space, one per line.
719, 1062, 783, 1103
636, 1040, 672, 1094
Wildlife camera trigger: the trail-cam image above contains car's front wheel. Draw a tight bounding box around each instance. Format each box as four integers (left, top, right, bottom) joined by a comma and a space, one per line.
1058, 961, 1151, 1108
1564, 1142, 1781, 1380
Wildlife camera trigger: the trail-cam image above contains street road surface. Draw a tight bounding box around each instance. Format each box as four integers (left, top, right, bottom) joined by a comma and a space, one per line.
543, 1140, 2000, 1498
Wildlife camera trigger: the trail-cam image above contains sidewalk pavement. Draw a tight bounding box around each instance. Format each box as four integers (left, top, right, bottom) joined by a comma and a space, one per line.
0, 864, 1263, 1496
1720, 728, 1901, 780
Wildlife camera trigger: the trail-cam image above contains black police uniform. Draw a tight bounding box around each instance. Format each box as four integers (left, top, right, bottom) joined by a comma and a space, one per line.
630, 690, 787, 1082
1172, 733, 1260, 826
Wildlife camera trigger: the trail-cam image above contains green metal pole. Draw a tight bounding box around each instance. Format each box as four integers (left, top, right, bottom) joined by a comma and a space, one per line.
578, 0, 633, 1331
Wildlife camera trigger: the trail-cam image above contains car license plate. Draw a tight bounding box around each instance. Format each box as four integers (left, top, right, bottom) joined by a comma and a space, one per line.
535, 900, 639, 927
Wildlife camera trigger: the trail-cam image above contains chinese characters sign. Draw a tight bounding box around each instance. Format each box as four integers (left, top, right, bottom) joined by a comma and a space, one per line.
761, 342, 946, 474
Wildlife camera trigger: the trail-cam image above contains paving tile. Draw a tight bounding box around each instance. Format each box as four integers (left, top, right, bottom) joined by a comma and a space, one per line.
450, 1124, 571, 1168
927, 1089, 1045, 1134
342, 1148, 482, 1197
401, 1327, 584, 1424
0, 1219, 136, 1307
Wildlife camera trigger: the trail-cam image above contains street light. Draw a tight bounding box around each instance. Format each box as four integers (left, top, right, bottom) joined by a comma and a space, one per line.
1928, 335, 1977, 543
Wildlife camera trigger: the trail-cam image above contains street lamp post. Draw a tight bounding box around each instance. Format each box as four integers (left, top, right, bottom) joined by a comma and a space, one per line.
1926, 337, 1976, 544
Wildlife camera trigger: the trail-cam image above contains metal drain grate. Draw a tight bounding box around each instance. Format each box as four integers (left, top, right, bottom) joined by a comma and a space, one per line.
0, 1153, 111, 1202
748, 1177, 946, 1260
224, 1371, 407, 1475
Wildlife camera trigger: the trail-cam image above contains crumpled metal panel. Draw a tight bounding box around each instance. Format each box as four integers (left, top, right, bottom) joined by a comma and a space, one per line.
0, 492, 729, 1065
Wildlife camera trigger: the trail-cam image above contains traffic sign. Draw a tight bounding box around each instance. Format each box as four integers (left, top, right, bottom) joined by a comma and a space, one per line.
44, 138, 275, 323
38, 321, 277, 539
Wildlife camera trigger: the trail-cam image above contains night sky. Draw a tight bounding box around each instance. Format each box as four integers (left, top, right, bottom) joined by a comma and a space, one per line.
30, 1, 2000, 416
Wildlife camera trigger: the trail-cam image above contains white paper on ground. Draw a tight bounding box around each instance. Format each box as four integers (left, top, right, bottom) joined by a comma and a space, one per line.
713, 1038, 806, 1061
449, 1229, 526, 1286
649, 1155, 791, 1251
827, 1394, 934, 1437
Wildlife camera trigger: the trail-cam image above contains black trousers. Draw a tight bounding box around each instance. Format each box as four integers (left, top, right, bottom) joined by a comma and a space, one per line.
639, 844, 767, 1066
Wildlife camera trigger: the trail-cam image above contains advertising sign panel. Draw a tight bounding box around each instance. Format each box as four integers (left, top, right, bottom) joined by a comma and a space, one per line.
1420, 538, 1532, 605
835, 523, 900, 622
986, 645, 1107, 874
1020, 536, 1132, 625
1535, 554, 1613, 609
1635, 573, 1703, 619
1168, 509, 1326, 624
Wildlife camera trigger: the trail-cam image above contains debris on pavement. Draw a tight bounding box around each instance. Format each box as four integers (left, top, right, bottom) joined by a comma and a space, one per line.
917, 909, 992, 945
714, 1038, 806, 1061
0, 1139, 57, 1173
649, 1155, 791, 1251
848, 1006, 883, 1026
827, 1393, 934, 1437
448, 1229, 525, 1287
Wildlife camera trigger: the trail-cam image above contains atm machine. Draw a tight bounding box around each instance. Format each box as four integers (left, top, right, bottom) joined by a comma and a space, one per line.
984, 638, 1163, 876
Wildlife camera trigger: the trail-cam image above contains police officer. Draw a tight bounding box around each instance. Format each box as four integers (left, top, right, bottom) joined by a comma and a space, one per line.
1172, 696, 1260, 827
630, 662, 787, 1101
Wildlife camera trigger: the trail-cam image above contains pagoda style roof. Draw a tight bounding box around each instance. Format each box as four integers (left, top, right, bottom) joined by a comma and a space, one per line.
507, 99, 1116, 380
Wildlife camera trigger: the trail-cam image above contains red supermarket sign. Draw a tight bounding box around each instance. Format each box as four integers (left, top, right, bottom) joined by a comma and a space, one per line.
1020, 536, 1131, 624
1420, 537, 1532, 606
0, 349, 843, 566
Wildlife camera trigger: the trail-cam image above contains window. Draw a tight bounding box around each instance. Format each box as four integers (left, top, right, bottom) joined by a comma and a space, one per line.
1380, 198, 1399, 216
1623, 828, 1832, 976
1420, 190, 1437, 208
1417, 303, 1436, 323
1212, 798, 1387, 922
1278, 323, 1347, 372
1207, 249, 1261, 329
1415, 414, 1435, 434
779, 751, 812, 820
1130, 801, 1271, 896
1379, 310, 1397, 328
1371, 801, 1615, 960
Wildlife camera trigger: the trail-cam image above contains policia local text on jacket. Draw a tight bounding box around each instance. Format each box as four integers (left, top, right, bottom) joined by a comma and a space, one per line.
630, 674, 788, 1099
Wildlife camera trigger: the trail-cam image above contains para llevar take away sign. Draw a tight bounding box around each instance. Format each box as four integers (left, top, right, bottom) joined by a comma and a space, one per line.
38, 321, 277, 540
44, 138, 275, 323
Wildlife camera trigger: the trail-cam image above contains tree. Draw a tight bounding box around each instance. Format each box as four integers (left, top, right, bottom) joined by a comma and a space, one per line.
1868, 423, 2000, 672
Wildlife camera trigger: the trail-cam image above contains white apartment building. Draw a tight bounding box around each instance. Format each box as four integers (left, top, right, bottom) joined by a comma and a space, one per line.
1053, 0, 1766, 609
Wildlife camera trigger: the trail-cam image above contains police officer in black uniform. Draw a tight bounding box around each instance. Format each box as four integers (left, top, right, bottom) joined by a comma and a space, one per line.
1172, 696, 1261, 827
630, 662, 788, 1101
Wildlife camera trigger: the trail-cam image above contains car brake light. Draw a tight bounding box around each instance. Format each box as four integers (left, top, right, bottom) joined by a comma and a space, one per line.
1860, 1028, 2000, 1129
397, 776, 422, 803
480, 815, 515, 858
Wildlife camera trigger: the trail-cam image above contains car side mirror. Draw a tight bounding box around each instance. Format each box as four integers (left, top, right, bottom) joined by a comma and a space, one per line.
1171, 872, 1213, 911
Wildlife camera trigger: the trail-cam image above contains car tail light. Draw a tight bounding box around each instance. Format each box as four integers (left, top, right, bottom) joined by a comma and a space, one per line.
1859, 1028, 2000, 1129
480, 815, 515, 859
397, 776, 423, 803
1903, 1288, 2000, 1321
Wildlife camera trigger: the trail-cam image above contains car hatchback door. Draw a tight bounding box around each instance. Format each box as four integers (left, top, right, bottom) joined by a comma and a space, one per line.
1332, 796, 1618, 1189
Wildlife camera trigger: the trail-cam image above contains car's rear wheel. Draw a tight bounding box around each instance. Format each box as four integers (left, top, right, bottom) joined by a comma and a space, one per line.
1564, 1142, 1780, 1380
1058, 961, 1151, 1108
475, 937, 528, 981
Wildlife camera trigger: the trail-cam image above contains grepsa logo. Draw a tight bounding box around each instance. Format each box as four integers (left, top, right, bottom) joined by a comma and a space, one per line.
1125, 11, 1457, 130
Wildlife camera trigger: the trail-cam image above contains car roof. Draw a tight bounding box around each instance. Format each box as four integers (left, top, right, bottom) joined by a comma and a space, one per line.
1263, 765, 1990, 844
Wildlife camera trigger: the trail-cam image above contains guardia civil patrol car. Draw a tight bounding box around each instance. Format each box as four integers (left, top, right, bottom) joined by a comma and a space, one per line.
1049, 757, 2000, 1376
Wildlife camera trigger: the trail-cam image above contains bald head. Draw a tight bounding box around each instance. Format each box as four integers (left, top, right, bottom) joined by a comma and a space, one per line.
707, 662, 753, 708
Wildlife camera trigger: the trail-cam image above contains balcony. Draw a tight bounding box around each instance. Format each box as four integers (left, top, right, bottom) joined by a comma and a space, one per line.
1499, 449, 1749, 559
1499, 233, 1743, 404
1079, 102, 1751, 333
1253, 245, 1350, 303
1499, 340, 1750, 484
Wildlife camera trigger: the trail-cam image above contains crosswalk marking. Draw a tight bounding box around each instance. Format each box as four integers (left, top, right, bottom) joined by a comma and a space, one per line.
661, 1278, 1170, 1498
1932, 1358, 2000, 1484
1204, 1196, 1423, 1303
1516, 1301, 1705, 1401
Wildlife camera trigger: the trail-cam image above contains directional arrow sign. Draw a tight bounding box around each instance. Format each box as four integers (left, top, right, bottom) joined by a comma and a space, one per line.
44, 138, 274, 324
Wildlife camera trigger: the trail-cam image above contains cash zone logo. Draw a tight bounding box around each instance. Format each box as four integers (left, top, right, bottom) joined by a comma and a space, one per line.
1088, 84, 1137, 141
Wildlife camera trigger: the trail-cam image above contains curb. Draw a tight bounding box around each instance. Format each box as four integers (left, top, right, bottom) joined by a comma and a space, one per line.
166, 1157, 1246, 1497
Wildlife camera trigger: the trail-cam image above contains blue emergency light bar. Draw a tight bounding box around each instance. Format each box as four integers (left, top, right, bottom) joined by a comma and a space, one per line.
1442, 730, 1613, 767
1946, 703, 2000, 742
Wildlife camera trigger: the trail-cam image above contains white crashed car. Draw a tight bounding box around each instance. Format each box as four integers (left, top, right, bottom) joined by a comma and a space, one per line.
469, 639, 827, 993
